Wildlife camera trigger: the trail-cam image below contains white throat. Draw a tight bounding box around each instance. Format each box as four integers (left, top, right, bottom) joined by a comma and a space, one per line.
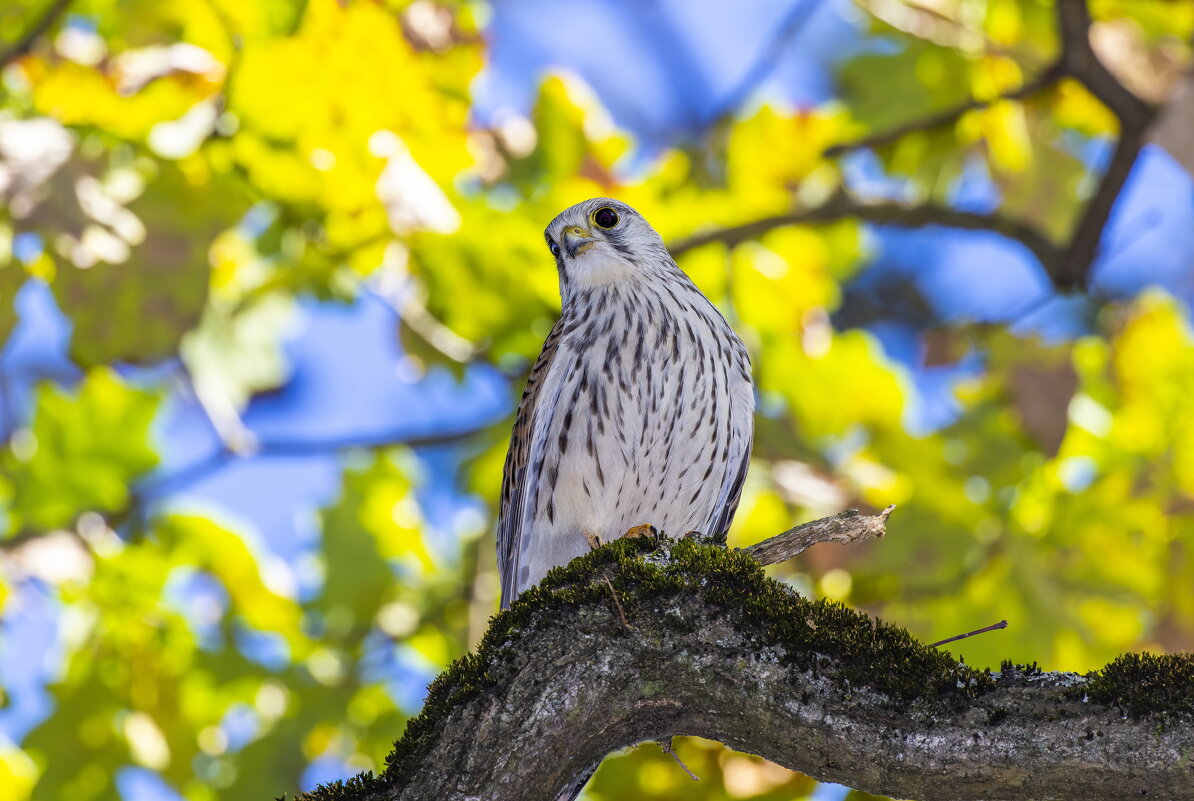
565, 246, 636, 291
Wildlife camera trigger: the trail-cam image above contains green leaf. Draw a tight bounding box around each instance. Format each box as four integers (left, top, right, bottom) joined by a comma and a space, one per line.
2, 367, 160, 534
0, 260, 24, 344
53, 159, 251, 367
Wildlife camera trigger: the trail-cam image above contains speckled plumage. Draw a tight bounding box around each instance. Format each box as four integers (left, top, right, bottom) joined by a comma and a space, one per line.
498, 198, 754, 609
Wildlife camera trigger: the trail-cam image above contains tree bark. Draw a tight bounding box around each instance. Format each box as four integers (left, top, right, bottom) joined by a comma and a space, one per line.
297, 517, 1194, 801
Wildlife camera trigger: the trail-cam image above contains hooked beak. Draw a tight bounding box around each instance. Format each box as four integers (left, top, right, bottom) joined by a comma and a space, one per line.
563, 226, 594, 258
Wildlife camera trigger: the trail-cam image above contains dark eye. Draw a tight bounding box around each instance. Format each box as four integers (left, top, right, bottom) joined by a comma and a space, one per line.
549, 241, 561, 258
594, 207, 618, 229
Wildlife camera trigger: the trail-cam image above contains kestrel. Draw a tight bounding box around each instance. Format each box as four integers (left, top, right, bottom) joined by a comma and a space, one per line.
497, 199, 754, 609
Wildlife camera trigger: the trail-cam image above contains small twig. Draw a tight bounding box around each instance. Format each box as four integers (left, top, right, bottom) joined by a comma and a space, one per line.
0, 0, 73, 68
602, 575, 629, 628
824, 60, 1066, 158
372, 284, 480, 364
1, 420, 497, 550
657, 739, 699, 782
0, 353, 13, 444
704, 0, 822, 127
744, 505, 895, 567
928, 619, 1008, 648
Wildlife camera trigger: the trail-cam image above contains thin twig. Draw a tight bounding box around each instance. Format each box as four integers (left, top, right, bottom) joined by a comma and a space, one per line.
0, 419, 497, 550
658, 739, 699, 782
602, 575, 630, 628
138, 421, 494, 497
0, 0, 73, 67
830, 0, 1150, 163
928, 619, 1008, 648
744, 505, 895, 567
0, 353, 12, 444
705, 0, 823, 127
824, 60, 1067, 158
371, 284, 480, 364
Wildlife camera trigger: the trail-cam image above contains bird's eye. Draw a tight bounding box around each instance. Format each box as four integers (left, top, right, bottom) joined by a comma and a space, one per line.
549, 241, 561, 258
593, 207, 618, 229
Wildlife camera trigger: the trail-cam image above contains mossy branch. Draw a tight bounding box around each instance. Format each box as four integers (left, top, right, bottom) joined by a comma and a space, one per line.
290, 528, 1194, 801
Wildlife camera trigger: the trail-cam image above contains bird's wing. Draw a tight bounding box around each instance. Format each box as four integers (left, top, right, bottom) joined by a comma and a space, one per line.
707, 359, 754, 538
707, 418, 752, 537
498, 318, 569, 609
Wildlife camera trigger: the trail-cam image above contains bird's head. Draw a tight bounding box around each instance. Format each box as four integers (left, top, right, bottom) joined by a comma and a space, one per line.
544, 198, 671, 291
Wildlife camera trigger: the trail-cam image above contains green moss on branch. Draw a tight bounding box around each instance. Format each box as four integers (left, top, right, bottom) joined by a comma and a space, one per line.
287, 535, 1194, 801
1080, 651, 1194, 718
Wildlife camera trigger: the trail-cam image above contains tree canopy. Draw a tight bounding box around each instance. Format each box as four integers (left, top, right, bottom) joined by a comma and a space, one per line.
0, 1, 1192, 800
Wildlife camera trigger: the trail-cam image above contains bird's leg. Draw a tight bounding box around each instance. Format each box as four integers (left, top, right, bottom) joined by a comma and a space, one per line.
582, 530, 603, 550
623, 524, 658, 539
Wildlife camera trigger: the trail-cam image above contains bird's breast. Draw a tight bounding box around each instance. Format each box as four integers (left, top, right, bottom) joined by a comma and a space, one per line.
524, 290, 752, 576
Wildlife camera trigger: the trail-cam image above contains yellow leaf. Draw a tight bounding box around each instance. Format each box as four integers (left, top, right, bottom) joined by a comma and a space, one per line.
0, 745, 37, 801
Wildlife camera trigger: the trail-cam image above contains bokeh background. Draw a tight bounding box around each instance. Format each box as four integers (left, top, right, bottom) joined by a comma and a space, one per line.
1, 0, 1193, 799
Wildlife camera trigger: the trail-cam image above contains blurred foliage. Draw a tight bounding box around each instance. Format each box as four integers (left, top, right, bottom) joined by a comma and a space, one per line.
0, 1, 1193, 800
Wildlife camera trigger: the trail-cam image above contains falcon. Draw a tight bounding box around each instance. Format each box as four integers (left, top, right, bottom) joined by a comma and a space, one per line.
498, 198, 754, 609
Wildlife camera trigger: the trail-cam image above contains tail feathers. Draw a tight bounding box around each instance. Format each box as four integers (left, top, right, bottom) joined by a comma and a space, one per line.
553, 761, 598, 801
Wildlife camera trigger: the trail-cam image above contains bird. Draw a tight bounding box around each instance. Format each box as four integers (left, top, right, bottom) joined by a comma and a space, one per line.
497, 198, 755, 610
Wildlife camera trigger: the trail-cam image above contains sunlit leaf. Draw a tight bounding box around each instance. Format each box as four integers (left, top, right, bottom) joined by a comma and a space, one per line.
2, 368, 160, 533
53, 158, 251, 366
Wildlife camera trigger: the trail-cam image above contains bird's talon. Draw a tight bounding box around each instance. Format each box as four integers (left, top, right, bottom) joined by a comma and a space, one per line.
583, 530, 603, 550
623, 524, 657, 539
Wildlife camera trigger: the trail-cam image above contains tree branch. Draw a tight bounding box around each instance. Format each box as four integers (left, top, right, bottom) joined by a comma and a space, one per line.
824, 60, 1067, 158
1048, 0, 1157, 289
745, 504, 894, 565
126, 419, 498, 513
0, 420, 498, 551
294, 534, 1194, 801
705, 0, 823, 127
0, 0, 73, 68
1055, 124, 1149, 288
669, 192, 1062, 272
1056, 0, 1153, 131
671, 0, 1162, 292
290, 520, 1194, 801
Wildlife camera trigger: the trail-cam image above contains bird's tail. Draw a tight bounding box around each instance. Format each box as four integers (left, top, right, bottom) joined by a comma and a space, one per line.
553, 762, 598, 801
